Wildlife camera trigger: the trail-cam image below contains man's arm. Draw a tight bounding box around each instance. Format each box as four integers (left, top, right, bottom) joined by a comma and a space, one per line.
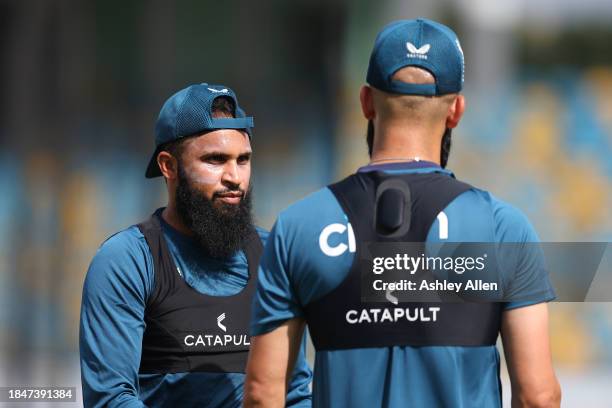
244, 318, 306, 408
252, 226, 312, 407
501, 303, 561, 408
79, 230, 152, 408
285, 333, 313, 407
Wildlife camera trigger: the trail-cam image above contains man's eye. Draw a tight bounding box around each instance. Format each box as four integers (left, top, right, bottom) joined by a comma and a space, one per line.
238, 155, 251, 164
204, 155, 225, 164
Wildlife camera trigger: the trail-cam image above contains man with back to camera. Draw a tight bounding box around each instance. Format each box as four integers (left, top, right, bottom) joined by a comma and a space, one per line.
243, 19, 561, 408
79, 83, 312, 407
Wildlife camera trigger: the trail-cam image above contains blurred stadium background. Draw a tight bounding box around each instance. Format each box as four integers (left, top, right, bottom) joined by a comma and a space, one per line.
0, 0, 611, 406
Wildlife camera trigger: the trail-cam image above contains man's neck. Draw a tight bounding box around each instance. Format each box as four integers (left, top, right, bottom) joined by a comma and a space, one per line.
161, 204, 194, 236
371, 125, 442, 165
370, 147, 440, 165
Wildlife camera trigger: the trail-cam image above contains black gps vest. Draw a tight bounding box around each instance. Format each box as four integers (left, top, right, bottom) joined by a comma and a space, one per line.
136, 211, 263, 373
304, 171, 503, 351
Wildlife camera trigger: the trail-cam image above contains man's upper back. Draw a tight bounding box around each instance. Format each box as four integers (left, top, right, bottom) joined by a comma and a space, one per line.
250, 162, 555, 407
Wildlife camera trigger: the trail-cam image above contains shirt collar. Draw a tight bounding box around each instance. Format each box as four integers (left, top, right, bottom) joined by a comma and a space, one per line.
358, 160, 441, 173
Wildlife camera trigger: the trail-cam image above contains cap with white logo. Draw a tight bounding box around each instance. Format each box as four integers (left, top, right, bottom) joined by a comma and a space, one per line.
145, 83, 254, 178
366, 18, 465, 96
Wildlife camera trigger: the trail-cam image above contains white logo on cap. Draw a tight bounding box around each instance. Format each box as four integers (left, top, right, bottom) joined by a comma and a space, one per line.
406, 42, 430, 59
455, 39, 465, 82
208, 88, 229, 93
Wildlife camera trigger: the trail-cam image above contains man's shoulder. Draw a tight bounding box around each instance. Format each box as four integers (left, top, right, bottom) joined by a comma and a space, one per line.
95, 225, 149, 260
254, 226, 270, 244
82, 224, 154, 321
85, 224, 153, 293
431, 182, 538, 242
459, 185, 528, 216
468, 189, 539, 242
278, 187, 344, 227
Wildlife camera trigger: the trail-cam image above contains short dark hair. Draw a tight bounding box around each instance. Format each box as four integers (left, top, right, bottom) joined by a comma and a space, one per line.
366, 120, 374, 157
160, 96, 236, 161
209, 96, 236, 118
440, 128, 452, 169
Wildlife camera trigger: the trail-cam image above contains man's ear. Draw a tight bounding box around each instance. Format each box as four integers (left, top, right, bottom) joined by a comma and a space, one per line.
446, 94, 465, 129
360, 85, 375, 120
157, 151, 178, 180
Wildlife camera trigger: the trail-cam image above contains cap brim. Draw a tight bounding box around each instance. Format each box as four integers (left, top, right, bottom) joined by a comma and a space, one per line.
145, 147, 163, 178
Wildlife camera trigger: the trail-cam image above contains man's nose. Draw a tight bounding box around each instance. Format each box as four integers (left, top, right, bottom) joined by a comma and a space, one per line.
221, 161, 240, 185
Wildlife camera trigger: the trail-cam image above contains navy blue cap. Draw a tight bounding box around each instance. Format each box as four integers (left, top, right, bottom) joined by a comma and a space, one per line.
366, 18, 465, 96
145, 83, 254, 178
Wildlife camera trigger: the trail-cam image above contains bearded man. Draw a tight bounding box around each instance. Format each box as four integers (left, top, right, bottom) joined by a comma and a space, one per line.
79, 83, 312, 408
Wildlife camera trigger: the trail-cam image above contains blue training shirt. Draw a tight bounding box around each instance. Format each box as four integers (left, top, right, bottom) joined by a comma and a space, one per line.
250, 162, 555, 408
80, 213, 312, 408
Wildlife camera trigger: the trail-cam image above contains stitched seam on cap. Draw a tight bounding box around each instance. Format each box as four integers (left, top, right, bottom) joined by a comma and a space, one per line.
176, 86, 194, 138
418, 19, 423, 46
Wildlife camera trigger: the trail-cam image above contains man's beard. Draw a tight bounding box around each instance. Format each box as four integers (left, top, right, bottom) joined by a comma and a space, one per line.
175, 165, 254, 259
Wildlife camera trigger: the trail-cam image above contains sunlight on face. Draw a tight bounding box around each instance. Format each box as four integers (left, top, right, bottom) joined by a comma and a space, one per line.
179, 129, 252, 205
